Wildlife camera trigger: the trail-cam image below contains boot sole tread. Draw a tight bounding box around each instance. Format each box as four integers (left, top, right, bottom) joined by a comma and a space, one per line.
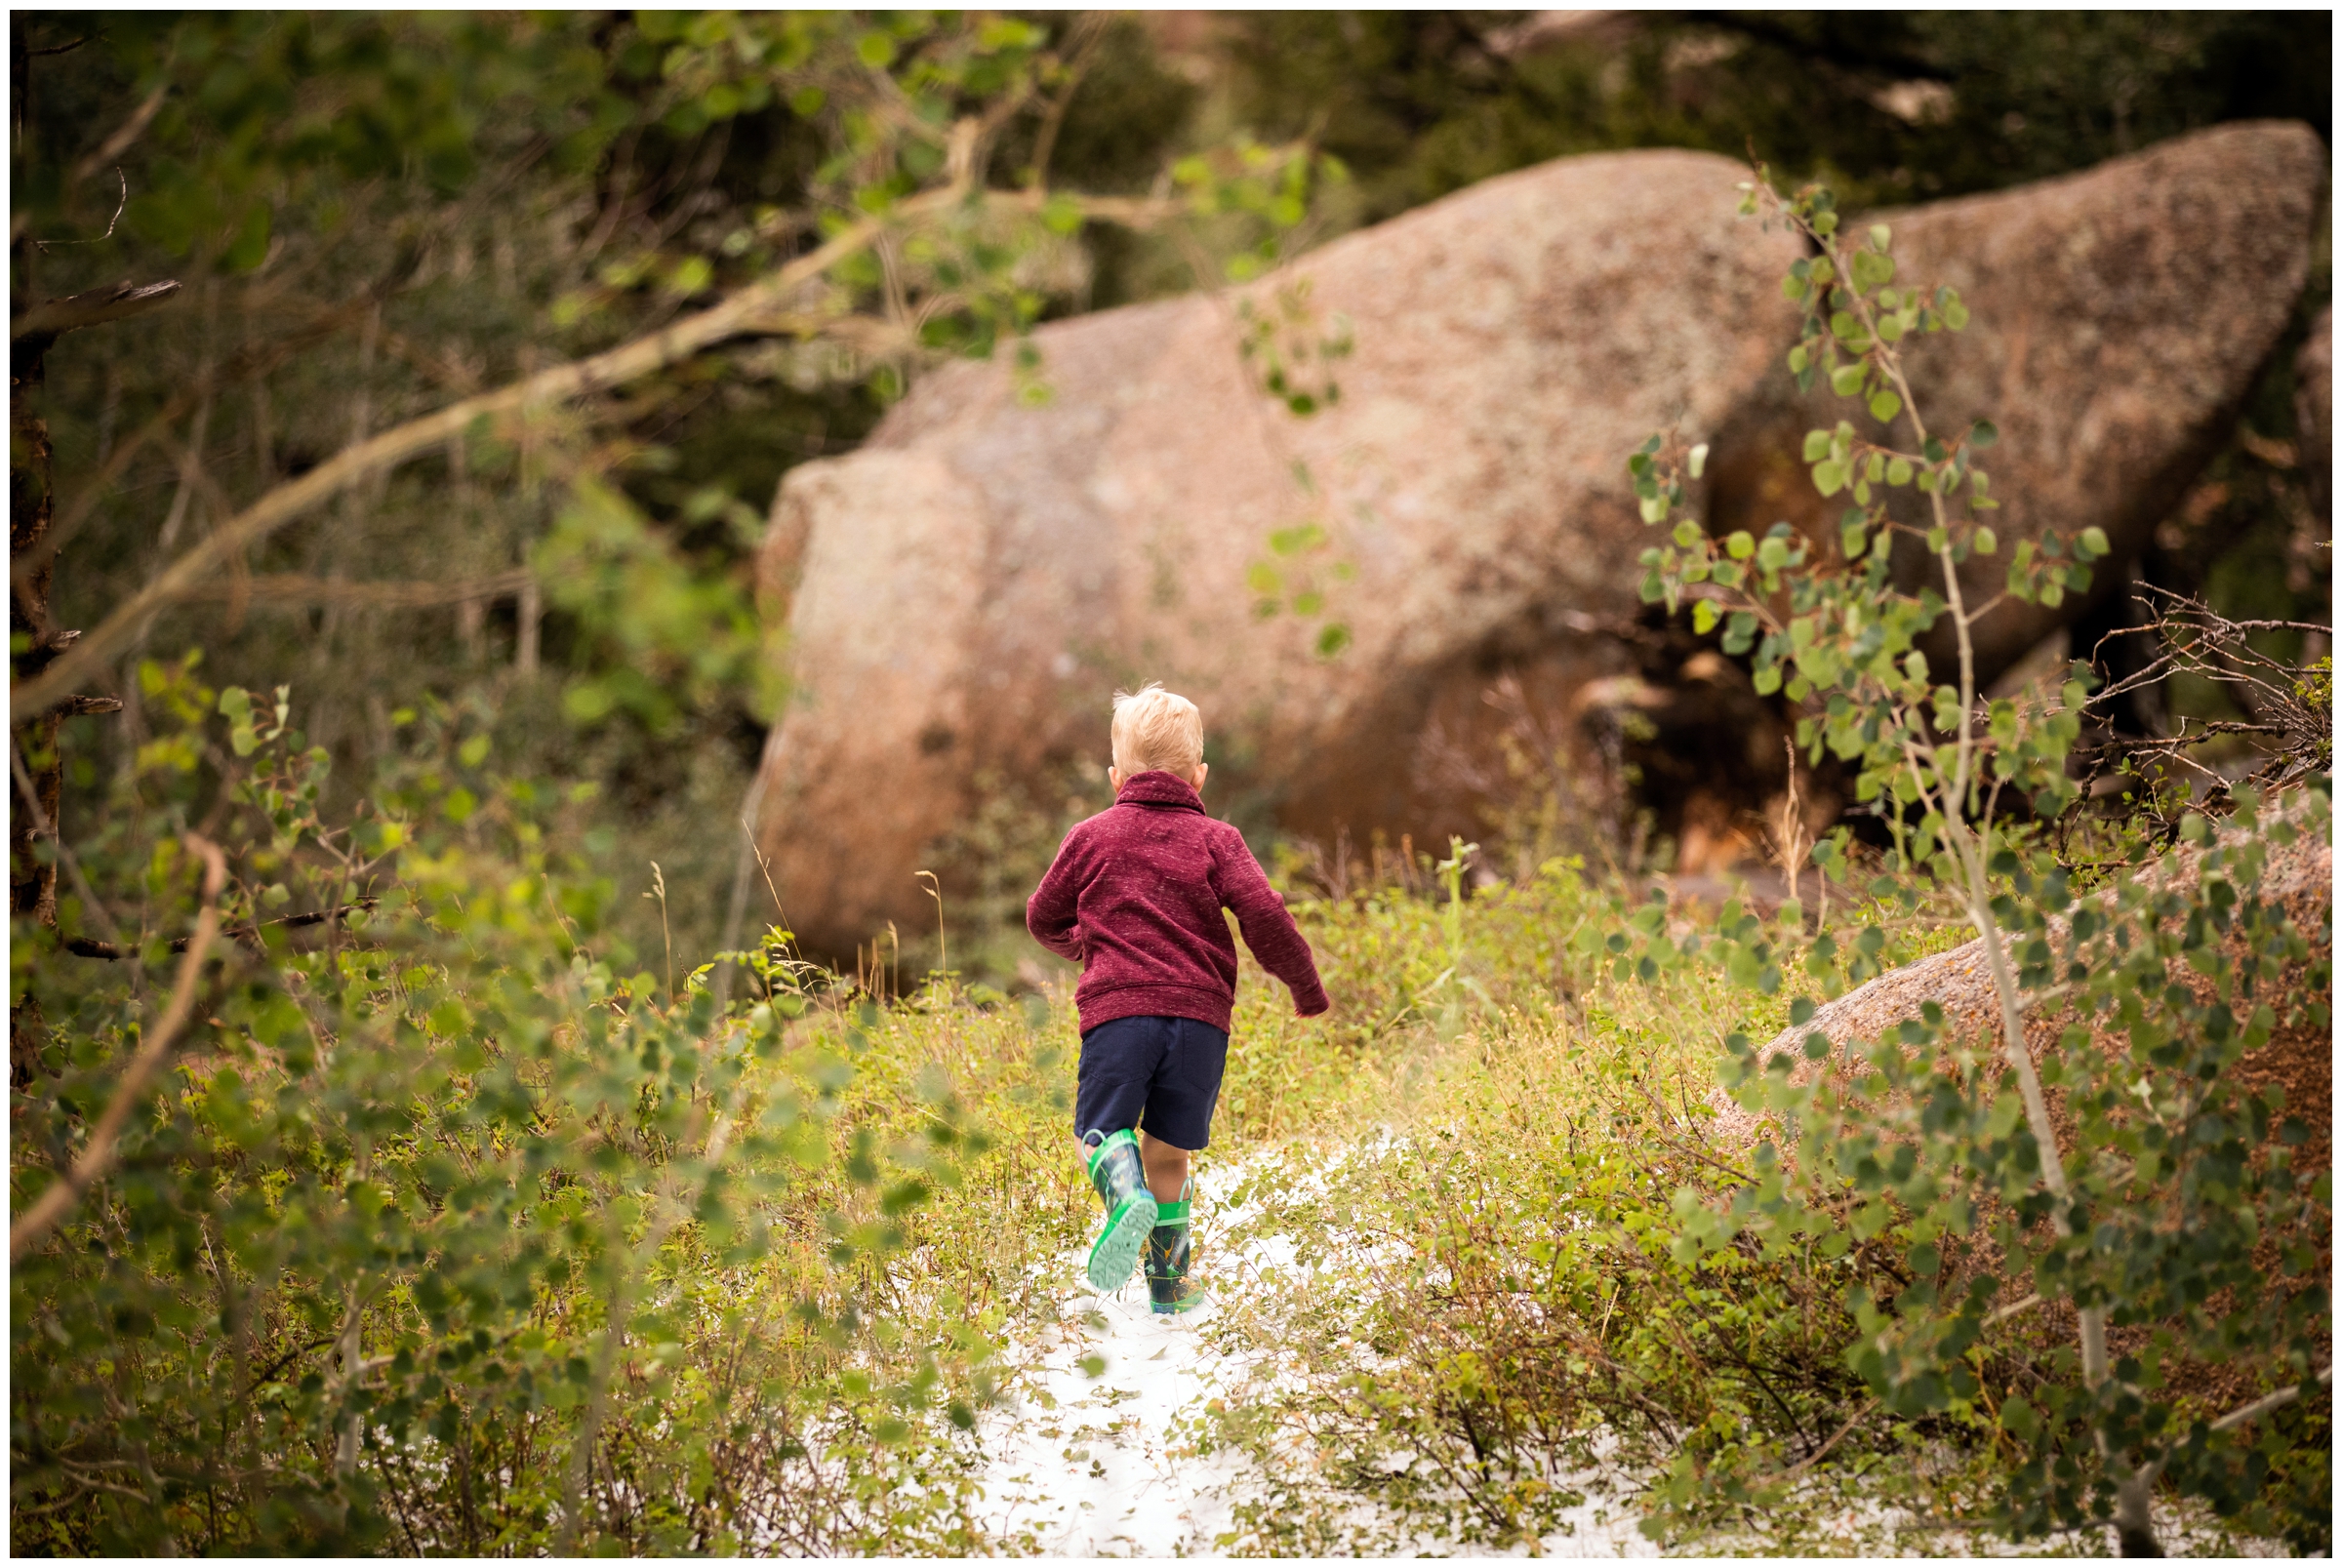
1084, 1193, 1158, 1291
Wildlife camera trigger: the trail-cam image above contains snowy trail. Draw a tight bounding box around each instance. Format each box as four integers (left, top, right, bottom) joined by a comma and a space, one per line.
969, 1159, 1279, 1556
972, 1276, 1250, 1554
962, 1157, 2281, 1558
970, 1158, 1660, 1558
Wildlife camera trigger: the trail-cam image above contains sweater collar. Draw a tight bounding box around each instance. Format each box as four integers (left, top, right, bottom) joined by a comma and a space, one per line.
1115, 770, 1205, 813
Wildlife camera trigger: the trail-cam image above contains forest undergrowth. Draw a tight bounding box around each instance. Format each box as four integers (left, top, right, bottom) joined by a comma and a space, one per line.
0, 662, 1873, 1553
25, 660, 2322, 1555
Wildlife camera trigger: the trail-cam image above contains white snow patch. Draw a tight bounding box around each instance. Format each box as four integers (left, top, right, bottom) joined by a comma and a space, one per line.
971, 1153, 1661, 1557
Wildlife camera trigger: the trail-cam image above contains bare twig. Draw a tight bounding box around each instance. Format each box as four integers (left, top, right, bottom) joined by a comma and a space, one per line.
1785, 1396, 1879, 1476
1632, 1077, 1757, 1184
72, 81, 168, 184
2208, 1367, 2330, 1434
11, 834, 229, 1261
1026, 15, 1111, 190
10, 277, 182, 343
238, 1334, 337, 1398
1982, 1292, 2043, 1329
2066, 585, 2331, 843
29, 167, 131, 252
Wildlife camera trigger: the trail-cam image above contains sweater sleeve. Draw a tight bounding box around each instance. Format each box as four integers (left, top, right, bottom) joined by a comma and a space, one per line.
1025, 829, 1088, 963
1213, 828, 1330, 1017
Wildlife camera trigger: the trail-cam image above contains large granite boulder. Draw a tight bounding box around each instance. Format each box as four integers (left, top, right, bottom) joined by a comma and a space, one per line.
1709, 120, 2326, 683
756, 125, 2326, 958
757, 148, 1803, 954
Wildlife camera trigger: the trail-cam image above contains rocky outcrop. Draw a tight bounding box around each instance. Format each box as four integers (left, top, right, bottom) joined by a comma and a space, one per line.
756, 124, 2327, 957
1715, 795, 2333, 1178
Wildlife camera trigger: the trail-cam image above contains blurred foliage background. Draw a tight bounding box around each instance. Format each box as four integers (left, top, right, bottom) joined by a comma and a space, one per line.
11, 8, 2330, 975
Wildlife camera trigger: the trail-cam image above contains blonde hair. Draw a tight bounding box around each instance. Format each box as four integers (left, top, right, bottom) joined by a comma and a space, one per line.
1110, 682, 1204, 776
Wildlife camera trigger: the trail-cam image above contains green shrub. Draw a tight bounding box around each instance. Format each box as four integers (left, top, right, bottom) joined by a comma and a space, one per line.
9, 665, 1022, 1552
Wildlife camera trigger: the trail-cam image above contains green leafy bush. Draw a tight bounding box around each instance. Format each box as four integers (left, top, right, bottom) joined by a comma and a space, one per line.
1622, 168, 2331, 1553
9, 666, 1027, 1552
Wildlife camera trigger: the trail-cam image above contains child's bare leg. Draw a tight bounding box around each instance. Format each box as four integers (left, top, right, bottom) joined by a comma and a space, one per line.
1138, 1131, 1191, 1204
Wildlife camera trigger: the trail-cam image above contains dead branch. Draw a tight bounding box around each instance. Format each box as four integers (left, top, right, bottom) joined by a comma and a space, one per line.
64, 898, 378, 961
171, 569, 534, 612
9, 178, 1212, 719
2207, 1369, 2328, 1433
29, 167, 131, 253
11, 833, 229, 1262
2069, 585, 2330, 824
1784, 1396, 1879, 1476
11, 731, 129, 955
9, 197, 923, 716
11, 278, 182, 347
72, 80, 168, 185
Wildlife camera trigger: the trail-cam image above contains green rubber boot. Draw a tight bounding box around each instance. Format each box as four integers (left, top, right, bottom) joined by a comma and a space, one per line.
1145, 1184, 1208, 1316
1083, 1130, 1158, 1292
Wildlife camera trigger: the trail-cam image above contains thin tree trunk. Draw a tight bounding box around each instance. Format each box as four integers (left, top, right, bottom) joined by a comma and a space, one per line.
11, 328, 60, 1085
9, 281, 173, 1079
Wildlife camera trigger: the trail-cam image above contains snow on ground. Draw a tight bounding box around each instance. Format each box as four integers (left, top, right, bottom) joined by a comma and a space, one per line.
970, 1156, 1661, 1557
971, 1265, 1253, 1554
966, 1149, 2296, 1559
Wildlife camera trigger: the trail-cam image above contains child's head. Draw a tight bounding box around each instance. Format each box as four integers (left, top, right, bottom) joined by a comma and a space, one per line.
1110, 682, 1204, 784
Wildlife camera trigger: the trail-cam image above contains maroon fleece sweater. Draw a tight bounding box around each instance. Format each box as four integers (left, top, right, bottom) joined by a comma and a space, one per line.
1027, 771, 1330, 1034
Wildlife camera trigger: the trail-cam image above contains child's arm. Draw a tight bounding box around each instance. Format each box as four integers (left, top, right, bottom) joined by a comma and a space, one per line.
1214, 832, 1330, 1017
1024, 832, 1088, 963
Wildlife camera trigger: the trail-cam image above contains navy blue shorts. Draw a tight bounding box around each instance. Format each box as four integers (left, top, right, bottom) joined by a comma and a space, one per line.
1073, 1015, 1230, 1151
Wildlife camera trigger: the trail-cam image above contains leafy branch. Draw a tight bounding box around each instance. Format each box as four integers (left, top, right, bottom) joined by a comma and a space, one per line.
1619, 162, 2330, 1552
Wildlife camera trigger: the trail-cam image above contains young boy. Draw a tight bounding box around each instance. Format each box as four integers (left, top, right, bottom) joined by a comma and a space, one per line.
1025, 684, 1330, 1314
